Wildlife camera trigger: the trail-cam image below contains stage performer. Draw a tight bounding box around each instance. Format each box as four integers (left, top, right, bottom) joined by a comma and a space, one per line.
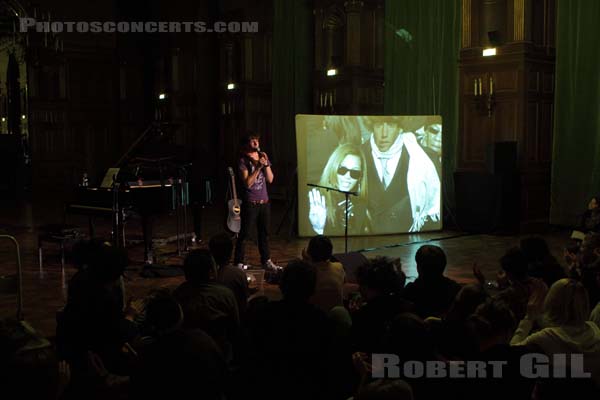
233, 133, 280, 271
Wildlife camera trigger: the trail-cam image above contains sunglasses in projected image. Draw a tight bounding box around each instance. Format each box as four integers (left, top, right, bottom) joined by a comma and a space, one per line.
337, 167, 362, 179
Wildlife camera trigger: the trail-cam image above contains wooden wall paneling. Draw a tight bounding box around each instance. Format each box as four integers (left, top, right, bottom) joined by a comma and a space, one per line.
459, 0, 555, 228
314, 0, 384, 115
539, 101, 553, 163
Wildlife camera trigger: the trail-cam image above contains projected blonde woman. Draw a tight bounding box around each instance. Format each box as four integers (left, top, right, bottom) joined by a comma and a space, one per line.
308, 144, 370, 235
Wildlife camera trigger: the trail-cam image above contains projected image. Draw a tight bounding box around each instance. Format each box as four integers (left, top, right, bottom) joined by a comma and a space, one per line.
296, 115, 442, 237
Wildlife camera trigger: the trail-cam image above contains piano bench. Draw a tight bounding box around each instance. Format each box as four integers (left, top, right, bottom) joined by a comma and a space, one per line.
37, 225, 81, 272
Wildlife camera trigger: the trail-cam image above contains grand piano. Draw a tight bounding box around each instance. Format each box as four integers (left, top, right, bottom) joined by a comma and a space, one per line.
66, 123, 190, 263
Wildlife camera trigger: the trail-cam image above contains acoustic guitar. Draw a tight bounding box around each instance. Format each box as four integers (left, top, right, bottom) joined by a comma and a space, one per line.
227, 167, 242, 233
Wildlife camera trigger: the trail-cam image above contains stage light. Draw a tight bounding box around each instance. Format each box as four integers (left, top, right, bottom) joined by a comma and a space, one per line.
227, 83, 236, 90
158, 93, 166, 100
21, 114, 26, 119
326, 68, 337, 77
1, 117, 5, 122
482, 48, 497, 57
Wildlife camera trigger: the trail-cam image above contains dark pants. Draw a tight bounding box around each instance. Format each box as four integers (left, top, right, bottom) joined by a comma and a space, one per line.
234, 202, 271, 265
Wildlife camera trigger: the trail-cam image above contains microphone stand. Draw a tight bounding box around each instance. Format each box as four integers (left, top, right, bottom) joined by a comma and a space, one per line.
307, 183, 357, 254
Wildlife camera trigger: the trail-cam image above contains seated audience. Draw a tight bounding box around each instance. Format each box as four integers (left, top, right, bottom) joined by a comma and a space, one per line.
57, 243, 140, 387
580, 195, 600, 233
426, 284, 488, 359
520, 236, 566, 287
351, 257, 412, 353
382, 313, 449, 399
355, 379, 414, 400
494, 247, 544, 321
244, 259, 337, 400
209, 232, 250, 315
303, 234, 346, 313
130, 289, 227, 400
577, 233, 600, 307
173, 249, 240, 359
591, 296, 600, 328
511, 278, 600, 390
403, 245, 461, 318
463, 298, 535, 400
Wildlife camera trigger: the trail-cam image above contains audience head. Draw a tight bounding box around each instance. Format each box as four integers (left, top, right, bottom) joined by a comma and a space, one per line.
588, 196, 600, 210
144, 289, 183, 337
499, 247, 529, 281
579, 232, 600, 266
183, 249, 217, 284
543, 278, 590, 327
415, 245, 447, 280
356, 379, 414, 400
446, 284, 489, 322
469, 298, 516, 349
71, 238, 106, 270
279, 259, 317, 302
208, 233, 234, 267
88, 244, 128, 285
357, 257, 405, 299
306, 235, 333, 263
520, 237, 551, 263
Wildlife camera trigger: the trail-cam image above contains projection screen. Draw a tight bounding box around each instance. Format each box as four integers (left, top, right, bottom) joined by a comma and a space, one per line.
296, 115, 442, 237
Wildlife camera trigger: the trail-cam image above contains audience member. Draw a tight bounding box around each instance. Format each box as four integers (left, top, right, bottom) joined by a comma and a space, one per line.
520, 237, 566, 287
494, 247, 544, 321
511, 278, 600, 389
383, 313, 449, 399
209, 233, 250, 315
355, 379, 414, 400
352, 257, 412, 353
426, 284, 488, 359
173, 249, 240, 360
130, 289, 227, 400
580, 195, 600, 233
577, 233, 600, 307
463, 298, 535, 400
403, 245, 461, 318
57, 243, 140, 388
303, 234, 346, 312
244, 259, 337, 400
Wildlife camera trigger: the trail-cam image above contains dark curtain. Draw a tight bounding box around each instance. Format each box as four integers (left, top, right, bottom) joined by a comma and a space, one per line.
272, 0, 313, 182
384, 0, 460, 214
551, 0, 600, 225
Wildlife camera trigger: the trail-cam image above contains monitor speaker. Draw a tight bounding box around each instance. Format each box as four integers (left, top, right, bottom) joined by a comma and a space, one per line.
332, 252, 369, 284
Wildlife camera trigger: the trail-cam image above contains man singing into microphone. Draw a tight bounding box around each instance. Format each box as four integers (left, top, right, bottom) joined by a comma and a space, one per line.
233, 133, 280, 271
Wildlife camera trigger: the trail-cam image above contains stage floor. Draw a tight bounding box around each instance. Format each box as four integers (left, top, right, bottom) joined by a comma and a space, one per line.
0, 197, 572, 338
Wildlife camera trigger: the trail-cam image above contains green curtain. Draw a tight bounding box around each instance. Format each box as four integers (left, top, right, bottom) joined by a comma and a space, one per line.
272, 0, 313, 178
384, 0, 461, 216
551, 0, 600, 225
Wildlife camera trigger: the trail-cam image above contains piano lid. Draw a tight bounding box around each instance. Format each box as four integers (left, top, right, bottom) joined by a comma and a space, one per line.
108, 122, 191, 181
115, 122, 185, 168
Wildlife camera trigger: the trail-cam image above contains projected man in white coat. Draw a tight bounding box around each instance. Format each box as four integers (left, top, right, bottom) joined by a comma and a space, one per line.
361, 117, 441, 233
